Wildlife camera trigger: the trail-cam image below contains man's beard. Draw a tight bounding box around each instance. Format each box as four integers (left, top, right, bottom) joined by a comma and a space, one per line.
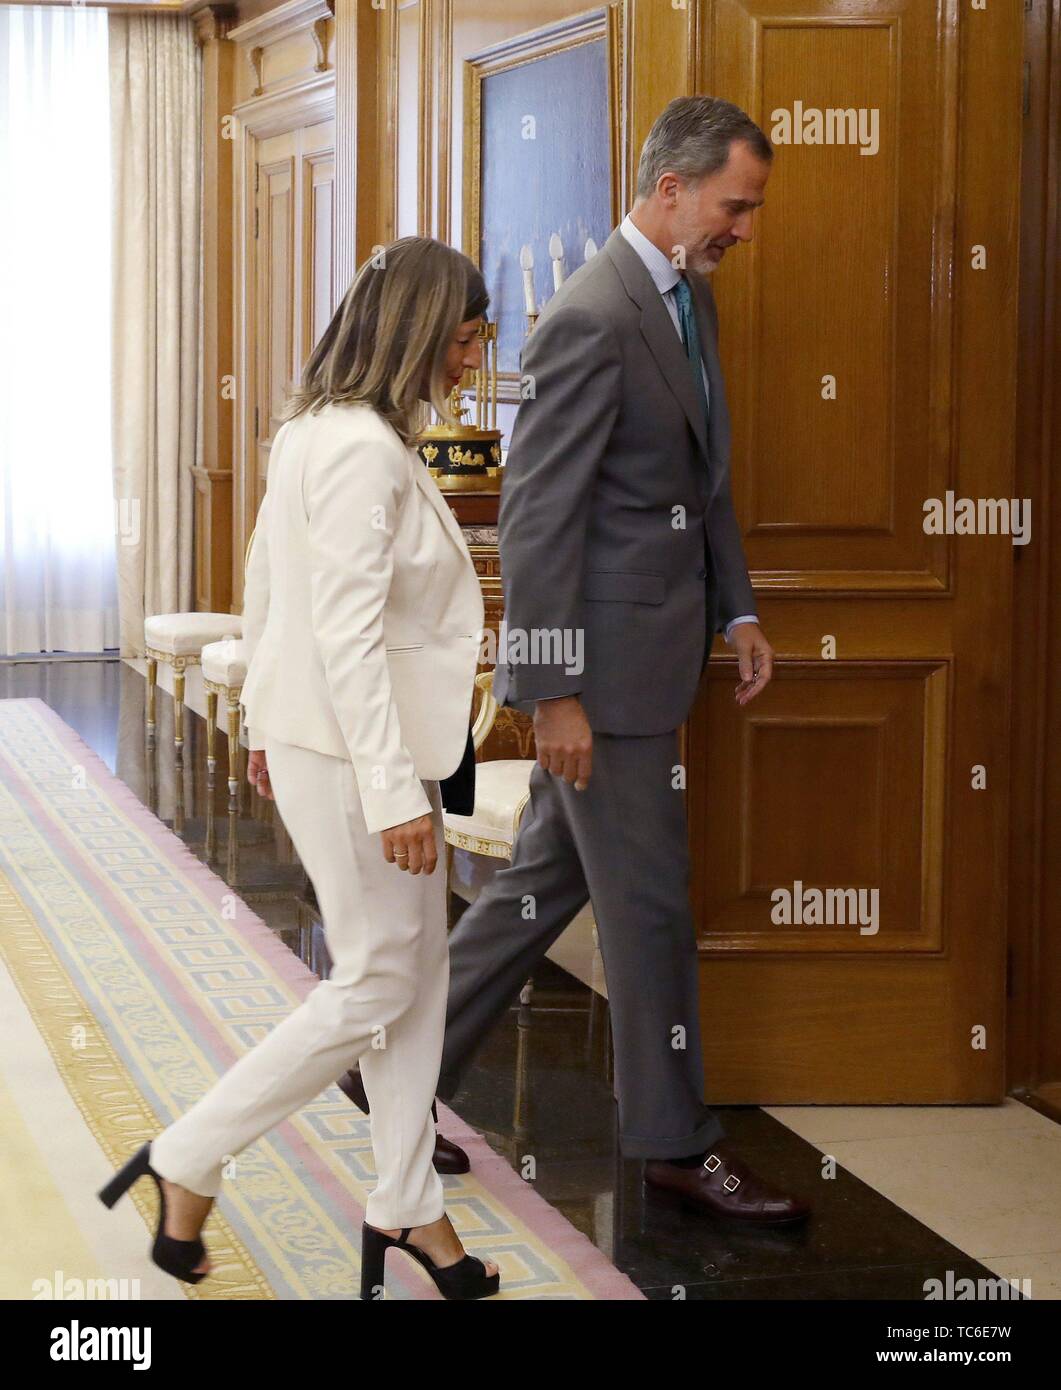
687, 250, 718, 276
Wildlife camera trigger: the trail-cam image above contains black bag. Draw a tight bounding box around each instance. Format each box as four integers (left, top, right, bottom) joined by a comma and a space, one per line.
438, 725, 476, 816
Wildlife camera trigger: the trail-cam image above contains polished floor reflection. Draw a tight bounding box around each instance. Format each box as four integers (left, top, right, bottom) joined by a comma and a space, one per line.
1, 654, 1030, 1300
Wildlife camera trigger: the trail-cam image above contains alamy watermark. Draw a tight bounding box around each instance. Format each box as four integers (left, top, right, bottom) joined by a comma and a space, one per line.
478, 623, 584, 677
923, 492, 1031, 546
770, 102, 880, 157
771, 880, 879, 935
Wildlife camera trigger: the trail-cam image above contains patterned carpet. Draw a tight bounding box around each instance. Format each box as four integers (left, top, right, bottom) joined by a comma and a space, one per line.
0, 697, 641, 1300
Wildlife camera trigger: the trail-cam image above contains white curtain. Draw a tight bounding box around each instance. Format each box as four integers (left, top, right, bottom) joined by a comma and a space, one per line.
109, 13, 201, 658
0, 4, 118, 655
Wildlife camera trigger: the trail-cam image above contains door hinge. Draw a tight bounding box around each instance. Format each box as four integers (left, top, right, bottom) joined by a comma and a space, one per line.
254, 405, 259, 437
254, 205, 259, 239
254, 161, 259, 193
1022, 61, 1031, 117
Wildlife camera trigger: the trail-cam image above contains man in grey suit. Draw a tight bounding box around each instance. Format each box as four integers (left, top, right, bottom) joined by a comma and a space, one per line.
344, 97, 809, 1223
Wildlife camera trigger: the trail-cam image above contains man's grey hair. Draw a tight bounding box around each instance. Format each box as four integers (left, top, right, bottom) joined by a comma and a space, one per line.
635, 95, 773, 200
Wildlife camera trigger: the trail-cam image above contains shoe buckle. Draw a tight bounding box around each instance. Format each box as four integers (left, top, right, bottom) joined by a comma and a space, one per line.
723, 1174, 741, 1192
703, 1153, 722, 1173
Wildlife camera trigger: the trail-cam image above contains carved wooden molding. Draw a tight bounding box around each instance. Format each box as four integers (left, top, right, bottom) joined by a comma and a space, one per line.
228, 0, 332, 51
247, 45, 264, 98
232, 71, 334, 138
191, 4, 237, 47
311, 16, 330, 73
228, 0, 333, 100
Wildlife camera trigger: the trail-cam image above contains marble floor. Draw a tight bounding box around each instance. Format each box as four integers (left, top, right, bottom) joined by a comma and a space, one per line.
3, 651, 1056, 1301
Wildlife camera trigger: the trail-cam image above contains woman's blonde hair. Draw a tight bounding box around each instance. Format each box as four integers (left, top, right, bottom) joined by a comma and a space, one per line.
285, 237, 490, 443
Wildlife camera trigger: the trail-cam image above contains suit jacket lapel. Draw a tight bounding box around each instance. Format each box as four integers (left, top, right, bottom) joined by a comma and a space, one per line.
603, 228, 710, 463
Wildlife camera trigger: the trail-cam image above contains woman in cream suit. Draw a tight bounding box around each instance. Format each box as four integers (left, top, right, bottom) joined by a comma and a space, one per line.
99, 238, 499, 1301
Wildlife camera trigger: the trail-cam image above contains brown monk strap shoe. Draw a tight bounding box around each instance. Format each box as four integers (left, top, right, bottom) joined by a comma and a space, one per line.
337, 1068, 471, 1176
644, 1139, 811, 1225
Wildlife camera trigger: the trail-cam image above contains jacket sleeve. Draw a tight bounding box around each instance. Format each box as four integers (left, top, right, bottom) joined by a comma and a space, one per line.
303, 429, 433, 835
498, 303, 622, 701
706, 482, 757, 631
240, 487, 271, 751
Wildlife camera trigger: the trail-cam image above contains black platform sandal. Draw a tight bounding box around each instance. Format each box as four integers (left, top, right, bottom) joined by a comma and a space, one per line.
360, 1221, 500, 1301
97, 1141, 210, 1285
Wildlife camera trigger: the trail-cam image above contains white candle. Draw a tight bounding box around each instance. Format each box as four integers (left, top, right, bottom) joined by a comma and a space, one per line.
519, 244, 536, 315
549, 232, 565, 291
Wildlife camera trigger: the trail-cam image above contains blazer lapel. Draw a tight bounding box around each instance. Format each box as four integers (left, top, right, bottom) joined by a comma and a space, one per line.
409, 449, 477, 565
603, 227, 710, 463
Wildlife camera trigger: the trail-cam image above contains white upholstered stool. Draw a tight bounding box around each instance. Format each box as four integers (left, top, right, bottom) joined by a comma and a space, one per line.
142, 530, 254, 752
143, 613, 243, 751
201, 636, 249, 797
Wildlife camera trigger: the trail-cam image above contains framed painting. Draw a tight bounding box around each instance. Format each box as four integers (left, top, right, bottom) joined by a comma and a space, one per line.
462, 5, 623, 400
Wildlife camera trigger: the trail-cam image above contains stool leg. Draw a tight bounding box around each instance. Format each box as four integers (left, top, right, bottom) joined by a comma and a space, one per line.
173, 668, 185, 751
205, 690, 218, 779
145, 657, 157, 740
226, 699, 241, 800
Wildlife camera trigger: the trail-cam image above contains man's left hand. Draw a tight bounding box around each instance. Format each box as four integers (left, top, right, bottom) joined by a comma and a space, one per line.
731, 623, 774, 706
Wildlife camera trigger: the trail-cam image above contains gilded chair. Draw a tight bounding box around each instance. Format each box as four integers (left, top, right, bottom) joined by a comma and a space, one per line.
443, 670, 535, 907
444, 672, 606, 1097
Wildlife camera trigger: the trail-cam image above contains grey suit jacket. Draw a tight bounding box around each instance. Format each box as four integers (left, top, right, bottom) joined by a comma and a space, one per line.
493, 225, 756, 735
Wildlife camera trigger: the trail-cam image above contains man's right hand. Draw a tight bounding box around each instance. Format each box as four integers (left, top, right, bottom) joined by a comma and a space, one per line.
533, 696, 593, 790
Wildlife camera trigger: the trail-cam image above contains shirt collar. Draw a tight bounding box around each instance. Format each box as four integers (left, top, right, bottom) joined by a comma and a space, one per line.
619, 213, 682, 296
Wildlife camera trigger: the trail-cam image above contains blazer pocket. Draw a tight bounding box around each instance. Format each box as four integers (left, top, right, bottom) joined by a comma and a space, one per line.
385, 642, 426, 653
582, 570, 666, 605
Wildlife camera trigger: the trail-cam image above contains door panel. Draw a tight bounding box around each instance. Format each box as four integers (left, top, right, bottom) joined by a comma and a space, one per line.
252, 120, 336, 515
688, 0, 1021, 1101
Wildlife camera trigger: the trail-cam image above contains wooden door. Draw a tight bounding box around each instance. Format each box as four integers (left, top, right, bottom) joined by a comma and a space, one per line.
687, 0, 1023, 1101
250, 118, 336, 523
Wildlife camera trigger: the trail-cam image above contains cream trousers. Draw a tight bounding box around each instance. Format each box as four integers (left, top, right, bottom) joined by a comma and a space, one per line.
150, 737, 449, 1230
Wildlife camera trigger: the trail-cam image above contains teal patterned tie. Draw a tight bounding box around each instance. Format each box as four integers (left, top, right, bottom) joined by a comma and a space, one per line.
672, 275, 710, 433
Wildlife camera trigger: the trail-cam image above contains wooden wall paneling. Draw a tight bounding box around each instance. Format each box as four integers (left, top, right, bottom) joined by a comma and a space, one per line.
417, 0, 434, 234
688, 0, 1022, 1102
715, 1, 954, 593
333, 0, 386, 300
229, 0, 335, 609
435, 0, 453, 241
1009, 0, 1061, 1108
193, 5, 238, 613
625, 0, 697, 195
396, 1, 422, 236
302, 130, 336, 356
259, 138, 296, 448
691, 661, 949, 953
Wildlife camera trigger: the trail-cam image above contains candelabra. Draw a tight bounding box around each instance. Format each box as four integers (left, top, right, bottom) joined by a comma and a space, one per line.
415, 319, 502, 492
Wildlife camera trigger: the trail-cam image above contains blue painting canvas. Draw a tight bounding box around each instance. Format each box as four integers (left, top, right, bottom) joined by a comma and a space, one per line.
478, 39, 613, 376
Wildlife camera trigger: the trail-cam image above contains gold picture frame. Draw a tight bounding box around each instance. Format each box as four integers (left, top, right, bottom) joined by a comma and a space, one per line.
462, 4, 625, 403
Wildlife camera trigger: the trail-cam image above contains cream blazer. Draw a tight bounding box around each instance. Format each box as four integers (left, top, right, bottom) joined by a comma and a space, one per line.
239, 401, 485, 835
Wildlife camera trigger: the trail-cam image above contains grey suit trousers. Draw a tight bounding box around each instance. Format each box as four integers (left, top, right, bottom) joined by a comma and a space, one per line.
436, 729, 725, 1158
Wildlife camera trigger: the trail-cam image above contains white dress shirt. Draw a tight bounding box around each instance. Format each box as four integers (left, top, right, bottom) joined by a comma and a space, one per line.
619, 214, 757, 645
